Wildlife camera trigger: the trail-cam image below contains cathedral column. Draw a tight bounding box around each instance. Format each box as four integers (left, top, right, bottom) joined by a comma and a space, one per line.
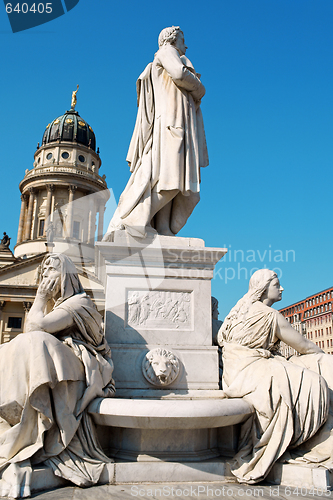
82, 191, 90, 243
87, 197, 95, 244
67, 185, 76, 238
44, 184, 54, 235
97, 204, 105, 241
24, 188, 35, 241
17, 194, 27, 244
0, 301, 6, 345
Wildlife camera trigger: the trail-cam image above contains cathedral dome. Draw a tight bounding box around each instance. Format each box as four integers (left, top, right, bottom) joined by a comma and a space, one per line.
41, 109, 96, 151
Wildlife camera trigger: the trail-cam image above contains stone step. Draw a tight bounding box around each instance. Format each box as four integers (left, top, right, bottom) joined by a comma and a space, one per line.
29, 460, 333, 495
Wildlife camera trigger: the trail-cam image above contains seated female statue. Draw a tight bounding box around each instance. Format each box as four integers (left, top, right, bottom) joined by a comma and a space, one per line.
218, 269, 333, 484
0, 253, 115, 498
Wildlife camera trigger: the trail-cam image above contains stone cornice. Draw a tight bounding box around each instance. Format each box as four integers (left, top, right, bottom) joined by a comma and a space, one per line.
20, 165, 108, 193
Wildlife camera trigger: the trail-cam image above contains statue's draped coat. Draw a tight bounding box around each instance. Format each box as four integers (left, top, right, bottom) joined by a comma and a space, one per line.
108, 44, 208, 237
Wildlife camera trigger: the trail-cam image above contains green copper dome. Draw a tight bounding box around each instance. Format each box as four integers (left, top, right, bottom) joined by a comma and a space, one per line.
42, 110, 96, 151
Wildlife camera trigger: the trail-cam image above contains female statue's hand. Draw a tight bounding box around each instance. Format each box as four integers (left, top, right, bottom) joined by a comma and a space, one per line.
37, 276, 60, 301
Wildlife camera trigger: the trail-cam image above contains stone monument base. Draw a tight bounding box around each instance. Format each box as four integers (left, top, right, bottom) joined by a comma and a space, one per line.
27, 460, 333, 495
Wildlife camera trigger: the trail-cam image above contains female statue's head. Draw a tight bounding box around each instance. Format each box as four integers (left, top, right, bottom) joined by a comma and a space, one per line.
248, 269, 278, 303
41, 255, 62, 298
250, 269, 284, 307
41, 253, 84, 304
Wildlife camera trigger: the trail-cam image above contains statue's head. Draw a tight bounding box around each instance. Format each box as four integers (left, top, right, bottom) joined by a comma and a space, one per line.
158, 26, 186, 55
41, 255, 62, 299
248, 269, 280, 303
41, 253, 84, 303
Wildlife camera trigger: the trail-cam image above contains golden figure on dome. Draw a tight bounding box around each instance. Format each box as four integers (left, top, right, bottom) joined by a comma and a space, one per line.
71, 84, 79, 110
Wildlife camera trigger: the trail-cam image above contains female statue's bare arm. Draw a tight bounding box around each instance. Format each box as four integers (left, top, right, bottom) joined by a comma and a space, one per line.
276, 313, 323, 355
25, 276, 74, 334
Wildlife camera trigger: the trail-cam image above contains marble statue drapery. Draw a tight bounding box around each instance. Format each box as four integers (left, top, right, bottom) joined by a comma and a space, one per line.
219, 300, 333, 484
0, 254, 115, 498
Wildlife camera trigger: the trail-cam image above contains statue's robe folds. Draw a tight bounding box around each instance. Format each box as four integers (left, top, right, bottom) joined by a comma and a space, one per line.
220, 301, 333, 484
0, 258, 115, 497
108, 44, 209, 238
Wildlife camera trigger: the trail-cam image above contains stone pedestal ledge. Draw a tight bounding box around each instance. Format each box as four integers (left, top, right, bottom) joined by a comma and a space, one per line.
88, 397, 254, 429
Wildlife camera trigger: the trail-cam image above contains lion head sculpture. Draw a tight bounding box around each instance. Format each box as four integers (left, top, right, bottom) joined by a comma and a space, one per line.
142, 348, 180, 387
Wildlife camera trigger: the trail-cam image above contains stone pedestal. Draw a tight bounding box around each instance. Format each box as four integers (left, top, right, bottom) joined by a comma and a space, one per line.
94, 232, 240, 468
96, 232, 227, 398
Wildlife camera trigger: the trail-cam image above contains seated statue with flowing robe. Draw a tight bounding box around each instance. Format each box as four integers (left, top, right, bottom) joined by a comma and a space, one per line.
218, 269, 333, 484
104, 26, 208, 239
0, 253, 115, 498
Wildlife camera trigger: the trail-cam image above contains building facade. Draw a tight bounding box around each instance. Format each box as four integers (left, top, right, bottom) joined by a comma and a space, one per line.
279, 286, 333, 357
0, 92, 108, 343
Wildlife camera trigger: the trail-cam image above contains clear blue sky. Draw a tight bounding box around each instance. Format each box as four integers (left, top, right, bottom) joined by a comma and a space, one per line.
0, 0, 332, 318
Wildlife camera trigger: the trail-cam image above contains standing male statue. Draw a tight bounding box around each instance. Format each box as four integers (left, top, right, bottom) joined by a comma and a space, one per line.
104, 26, 208, 239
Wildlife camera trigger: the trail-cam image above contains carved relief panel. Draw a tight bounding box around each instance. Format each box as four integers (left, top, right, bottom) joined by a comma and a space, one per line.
126, 290, 192, 330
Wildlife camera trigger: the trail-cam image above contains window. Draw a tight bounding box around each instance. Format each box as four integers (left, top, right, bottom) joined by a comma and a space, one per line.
62, 151, 70, 159
38, 219, 45, 237
73, 221, 80, 239
7, 317, 22, 329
